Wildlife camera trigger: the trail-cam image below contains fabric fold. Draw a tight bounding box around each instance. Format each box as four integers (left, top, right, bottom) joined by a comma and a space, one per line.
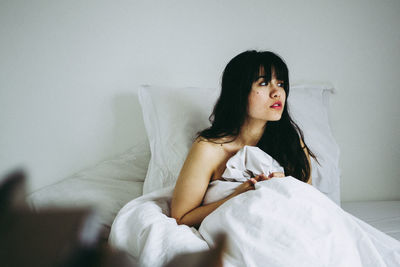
222, 146, 284, 182
109, 146, 400, 267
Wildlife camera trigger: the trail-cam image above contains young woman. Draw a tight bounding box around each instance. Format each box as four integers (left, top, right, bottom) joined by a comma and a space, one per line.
171, 50, 318, 228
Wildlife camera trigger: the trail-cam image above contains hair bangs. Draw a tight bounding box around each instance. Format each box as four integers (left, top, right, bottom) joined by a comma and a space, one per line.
255, 52, 289, 93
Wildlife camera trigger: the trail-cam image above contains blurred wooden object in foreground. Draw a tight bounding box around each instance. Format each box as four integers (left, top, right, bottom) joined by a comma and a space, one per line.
0, 169, 134, 267
0, 169, 225, 267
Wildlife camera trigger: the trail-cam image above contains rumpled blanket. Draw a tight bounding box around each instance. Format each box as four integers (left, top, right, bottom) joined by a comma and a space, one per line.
109, 146, 400, 267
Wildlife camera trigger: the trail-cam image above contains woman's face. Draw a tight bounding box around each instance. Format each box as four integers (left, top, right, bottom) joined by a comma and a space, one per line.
247, 68, 286, 122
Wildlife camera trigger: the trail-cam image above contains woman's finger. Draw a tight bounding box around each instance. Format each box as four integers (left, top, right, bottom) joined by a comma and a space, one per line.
254, 174, 268, 181
269, 172, 285, 178
253, 175, 262, 182
260, 174, 268, 181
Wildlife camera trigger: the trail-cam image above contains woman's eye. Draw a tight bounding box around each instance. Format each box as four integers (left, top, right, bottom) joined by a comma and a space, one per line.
260, 81, 267, 86
277, 82, 284, 87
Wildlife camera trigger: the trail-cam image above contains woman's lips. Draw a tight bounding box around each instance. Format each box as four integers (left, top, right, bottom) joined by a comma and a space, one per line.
270, 102, 283, 110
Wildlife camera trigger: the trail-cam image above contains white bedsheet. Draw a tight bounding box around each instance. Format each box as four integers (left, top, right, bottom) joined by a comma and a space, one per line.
200, 177, 400, 267
342, 201, 400, 241
28, 142, 150, 240
109, 182, 400, 267
109, 147, 400, 267
109, 186, 209, 266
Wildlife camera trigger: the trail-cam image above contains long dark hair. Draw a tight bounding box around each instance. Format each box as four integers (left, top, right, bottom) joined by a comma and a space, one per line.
197, 50, 319, 182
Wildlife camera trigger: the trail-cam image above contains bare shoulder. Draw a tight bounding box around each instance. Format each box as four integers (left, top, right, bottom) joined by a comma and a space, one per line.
185, 136, 225, 168
192, 136, 225, 154
176, 136, 238, 187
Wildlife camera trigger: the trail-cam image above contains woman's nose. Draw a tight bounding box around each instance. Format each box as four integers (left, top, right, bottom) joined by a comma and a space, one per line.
270, 87, 281, 99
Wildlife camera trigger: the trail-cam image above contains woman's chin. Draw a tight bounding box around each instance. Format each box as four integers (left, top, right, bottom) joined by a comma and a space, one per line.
268, 116, 282, 121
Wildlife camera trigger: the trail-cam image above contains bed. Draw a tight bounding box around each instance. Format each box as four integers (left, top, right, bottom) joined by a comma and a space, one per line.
27, 143, 400, 243
28, 83, 400, 266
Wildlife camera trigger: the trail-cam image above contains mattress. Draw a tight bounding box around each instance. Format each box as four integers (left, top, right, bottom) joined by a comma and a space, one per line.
342, 200, 400, 241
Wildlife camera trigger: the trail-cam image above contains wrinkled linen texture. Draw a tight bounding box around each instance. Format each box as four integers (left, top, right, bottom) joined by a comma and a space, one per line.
109, 146, 400, 267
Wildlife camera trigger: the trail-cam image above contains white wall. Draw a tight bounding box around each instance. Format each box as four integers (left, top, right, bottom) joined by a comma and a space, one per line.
1, 0, 399, 202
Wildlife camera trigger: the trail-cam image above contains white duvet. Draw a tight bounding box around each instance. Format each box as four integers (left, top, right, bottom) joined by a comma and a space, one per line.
109, 146, 400, 267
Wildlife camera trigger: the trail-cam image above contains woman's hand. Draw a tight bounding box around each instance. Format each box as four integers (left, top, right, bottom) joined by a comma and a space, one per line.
232, 172, 286, 197
267, 172, 285, 179
232, 174, 267, 196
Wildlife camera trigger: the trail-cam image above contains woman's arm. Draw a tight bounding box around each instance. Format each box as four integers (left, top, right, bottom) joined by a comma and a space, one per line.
171, 139, 258, 228
300, 138, 312, 185
174, 189, 236, 228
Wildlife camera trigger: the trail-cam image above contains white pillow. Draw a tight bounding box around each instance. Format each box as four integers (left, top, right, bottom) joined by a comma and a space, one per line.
139, 83, 341, 205
288, 83, 341, 204
28, 141, 150, 240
